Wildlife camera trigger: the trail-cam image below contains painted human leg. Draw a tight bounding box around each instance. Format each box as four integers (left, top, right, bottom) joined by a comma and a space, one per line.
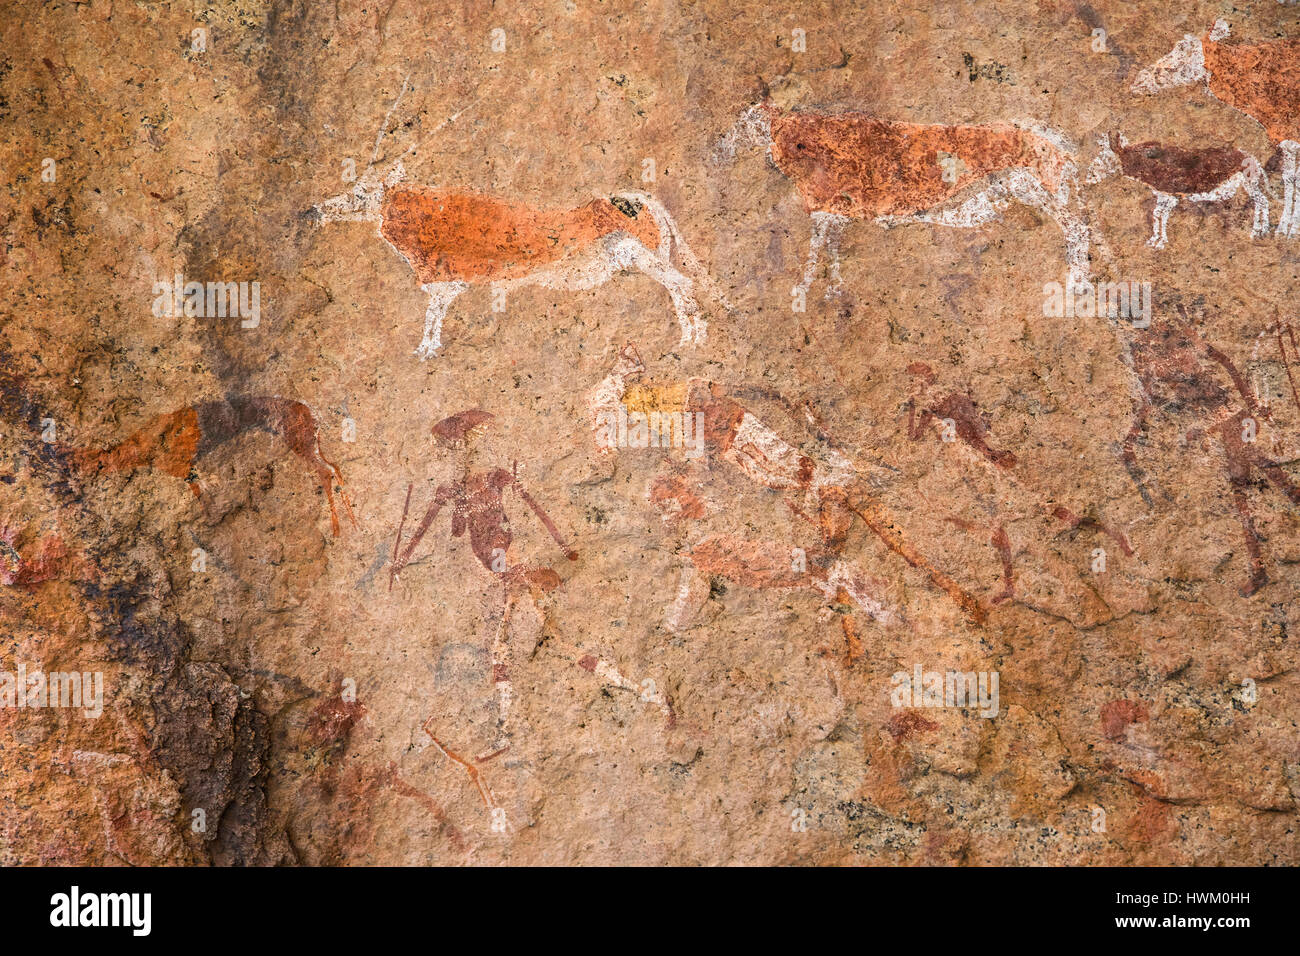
1276, 141, 1298, 238
1229, 481, 1269, 596
421, 717, 496, 809
814, 559, 894, 623
1242, 162, 1272, 238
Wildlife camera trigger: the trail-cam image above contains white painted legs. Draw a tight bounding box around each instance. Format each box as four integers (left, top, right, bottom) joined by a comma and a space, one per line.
606, 236, 706, 347
1147, 193, 1176, 249
666, 560, 710, 633
998, 168, 1092, 293
1277, 141, 1299, 238
416, 281, 467, 360
881, 168, 1091, 293
1244, 164, 1272, 238
1145, 161, 1273, 250
793, 211, 851, 301
412, 238, 706, 359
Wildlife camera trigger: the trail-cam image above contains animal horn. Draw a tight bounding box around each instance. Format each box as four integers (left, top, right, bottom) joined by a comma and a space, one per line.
387, 96, 484, 175
363, 73, 411, 181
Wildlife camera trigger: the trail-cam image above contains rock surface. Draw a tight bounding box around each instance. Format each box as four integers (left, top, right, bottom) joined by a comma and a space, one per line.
1, 0, 1297, 865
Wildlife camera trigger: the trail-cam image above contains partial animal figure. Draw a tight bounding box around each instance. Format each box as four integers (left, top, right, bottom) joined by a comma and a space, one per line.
1087, 131, 1271, 248
313, 80, 723, 358
1133, 20, 1300, 236
0, 522, 79, 587
713, 99, 1092, 297
591, 343, 988, 629
69, 397, 356, 537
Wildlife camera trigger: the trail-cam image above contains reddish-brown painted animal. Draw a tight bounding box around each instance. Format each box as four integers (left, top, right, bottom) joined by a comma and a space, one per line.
317, 173, 720, 357
714, 99, 1091, 296
314, 79, 727, 357
1088, 131, 1270, 247
1134, 20, 1300, 236
69, 396, 355, 537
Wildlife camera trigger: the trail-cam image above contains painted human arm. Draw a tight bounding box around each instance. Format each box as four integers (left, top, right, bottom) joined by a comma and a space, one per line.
390, 483, 454, 582
511, 469, 577, 560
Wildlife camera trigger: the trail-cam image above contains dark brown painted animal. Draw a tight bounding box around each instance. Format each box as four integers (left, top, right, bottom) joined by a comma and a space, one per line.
1134, 20, 1300, 236
1087, 131, 1269, 247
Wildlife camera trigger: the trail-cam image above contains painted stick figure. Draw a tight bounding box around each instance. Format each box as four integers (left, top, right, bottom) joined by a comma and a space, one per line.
389, 410, 670, 808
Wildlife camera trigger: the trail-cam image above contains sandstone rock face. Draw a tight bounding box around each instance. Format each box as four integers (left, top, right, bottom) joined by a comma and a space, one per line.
2, 0, 1297, 866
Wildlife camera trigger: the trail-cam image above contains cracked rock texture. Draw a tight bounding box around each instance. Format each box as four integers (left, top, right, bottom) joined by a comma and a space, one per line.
2, 0, 1298, 865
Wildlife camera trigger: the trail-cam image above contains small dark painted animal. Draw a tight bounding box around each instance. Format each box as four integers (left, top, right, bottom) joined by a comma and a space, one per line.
1133, 20, 1300, 236
1087, 131, 1269, 248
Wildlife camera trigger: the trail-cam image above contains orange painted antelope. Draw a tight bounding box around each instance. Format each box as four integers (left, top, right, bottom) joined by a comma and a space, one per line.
713, 96, 1092, 297
69, 396, 356, 537
311, 81, 724, 358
